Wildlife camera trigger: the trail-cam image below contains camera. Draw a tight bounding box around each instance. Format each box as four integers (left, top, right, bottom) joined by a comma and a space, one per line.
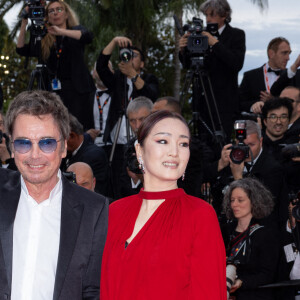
24, 0, 47, 38
182, 18, 218, 56
119, 45, 133, 63
230, 120, 249, 164
281, 143, 300, 159
62, 171, 77, 184
226, 256, 240, 298
289, 191, 300, 220
124, 139, 142, 175
240, 111, 261, 122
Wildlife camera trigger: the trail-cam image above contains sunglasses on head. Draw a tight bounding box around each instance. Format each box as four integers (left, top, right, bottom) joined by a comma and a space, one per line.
13, 138, 62, 154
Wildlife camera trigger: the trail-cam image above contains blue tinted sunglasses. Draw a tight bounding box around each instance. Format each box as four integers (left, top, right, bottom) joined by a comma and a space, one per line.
13, 138, 61, 154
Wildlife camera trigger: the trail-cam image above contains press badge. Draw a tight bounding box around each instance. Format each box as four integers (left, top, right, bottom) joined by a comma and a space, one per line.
51, 78, 61, 90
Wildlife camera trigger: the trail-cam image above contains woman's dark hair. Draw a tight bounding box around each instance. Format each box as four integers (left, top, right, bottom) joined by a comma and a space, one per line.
223, 177, 274, 220
137, 110, 190, 147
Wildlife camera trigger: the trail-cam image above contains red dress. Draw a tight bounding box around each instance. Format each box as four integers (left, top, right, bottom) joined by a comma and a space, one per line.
100, 188, 226, 300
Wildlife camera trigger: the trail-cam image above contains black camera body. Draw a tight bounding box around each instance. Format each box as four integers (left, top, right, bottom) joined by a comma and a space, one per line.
62, 171, 77, 184
26, 0, 47, 38
230, 120, 250, 164
124, 139, 142, 175
281, 143, 300, 159
183, 18, 218, 56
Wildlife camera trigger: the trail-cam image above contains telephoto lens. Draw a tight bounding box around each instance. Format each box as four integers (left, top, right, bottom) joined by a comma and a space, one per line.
226, 264, 237, 299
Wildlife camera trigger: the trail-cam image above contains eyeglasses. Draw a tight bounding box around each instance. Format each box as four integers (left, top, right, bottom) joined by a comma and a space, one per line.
266, 115, 289, 122
13, 138, 61, 154
48, 7, 64, 15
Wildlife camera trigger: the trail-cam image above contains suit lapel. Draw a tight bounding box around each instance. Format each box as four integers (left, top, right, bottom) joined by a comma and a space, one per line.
259, 65, 267, 91
53, 177, 83, 300
0, 171, 21, 291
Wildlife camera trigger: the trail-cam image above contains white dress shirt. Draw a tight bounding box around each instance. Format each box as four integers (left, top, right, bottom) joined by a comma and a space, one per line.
11, 171, 62, 300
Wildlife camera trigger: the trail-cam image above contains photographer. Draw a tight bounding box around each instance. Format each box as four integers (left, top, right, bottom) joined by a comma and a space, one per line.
96, 36, 159, 199
96, 36, 159, 143
16, 0, 95, 130
179, 0, 245, 139
222, 178, 279, 300
207, 120, 289, 226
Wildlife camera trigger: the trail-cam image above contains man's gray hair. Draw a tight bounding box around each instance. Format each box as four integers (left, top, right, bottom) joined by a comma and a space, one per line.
6, 90, 70, 140
246, 120, 262, 139
200, 0, 232, 23
69, 113, 84, 135
126, 96, 153, 116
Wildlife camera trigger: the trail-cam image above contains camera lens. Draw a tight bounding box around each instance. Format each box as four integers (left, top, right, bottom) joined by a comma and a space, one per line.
119, 48, 132, 62
230, 148, 246, 164
193, 38, 202, 46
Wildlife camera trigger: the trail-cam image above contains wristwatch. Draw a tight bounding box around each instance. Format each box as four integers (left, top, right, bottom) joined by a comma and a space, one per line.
131, 74, 140, 83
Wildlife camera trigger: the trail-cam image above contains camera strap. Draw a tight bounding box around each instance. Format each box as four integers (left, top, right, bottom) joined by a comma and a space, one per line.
228, 223, 263, 261
96, 90, 110, 134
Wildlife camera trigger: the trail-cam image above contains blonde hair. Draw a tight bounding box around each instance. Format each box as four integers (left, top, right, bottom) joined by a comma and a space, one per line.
41, 0, 79, 61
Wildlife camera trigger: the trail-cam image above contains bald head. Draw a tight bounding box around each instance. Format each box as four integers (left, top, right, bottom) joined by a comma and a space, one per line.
67, 162, 96, 191
152, 97, 181, 114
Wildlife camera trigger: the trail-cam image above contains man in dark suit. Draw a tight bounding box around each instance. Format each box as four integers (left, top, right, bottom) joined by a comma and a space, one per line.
179, 0, 246, 140
208, 120, 288, 225
239, 37, 291, 113
0, 90, 108, 300
61, 114, 109, 196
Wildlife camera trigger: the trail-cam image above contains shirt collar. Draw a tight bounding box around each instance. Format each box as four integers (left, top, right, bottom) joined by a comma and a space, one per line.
21, 170, 62, 206
218, 24, 226, 35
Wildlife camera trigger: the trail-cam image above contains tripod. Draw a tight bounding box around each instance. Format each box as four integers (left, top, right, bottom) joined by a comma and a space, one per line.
107, 74, 132, 199
180, 56, 226, 150
27, 36, 49, 91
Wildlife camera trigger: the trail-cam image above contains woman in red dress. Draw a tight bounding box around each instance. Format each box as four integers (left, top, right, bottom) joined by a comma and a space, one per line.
100, 110, 226, 300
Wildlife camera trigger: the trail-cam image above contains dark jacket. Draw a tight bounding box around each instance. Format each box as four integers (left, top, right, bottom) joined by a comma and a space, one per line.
271, 69, 300, 96
61, 135, 109, 196
239, 65, 266, 112
0, 168, 108, 300
222, 219, 280, 300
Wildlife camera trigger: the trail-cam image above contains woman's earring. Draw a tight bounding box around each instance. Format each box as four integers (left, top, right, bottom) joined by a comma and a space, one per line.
182, 171, 185, 181
138, 157, 145, 174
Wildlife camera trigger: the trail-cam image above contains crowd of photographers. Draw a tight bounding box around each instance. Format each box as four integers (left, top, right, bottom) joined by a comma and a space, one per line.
1, 0, 300, 299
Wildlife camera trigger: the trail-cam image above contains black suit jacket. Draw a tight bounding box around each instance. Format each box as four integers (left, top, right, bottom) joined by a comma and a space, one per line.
96, 52, 160, 143
271, 69, 300, 96
239, 65, 266, 112
0, 168, 108, 300
61, 136, 109, 196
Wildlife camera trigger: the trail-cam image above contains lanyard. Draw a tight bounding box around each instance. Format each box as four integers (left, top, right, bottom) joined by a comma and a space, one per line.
53, 37, 64, 77
96, 91, 110, 133
263, 64, 279, 93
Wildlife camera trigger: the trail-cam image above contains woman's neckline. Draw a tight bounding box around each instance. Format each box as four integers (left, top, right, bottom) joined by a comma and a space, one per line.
138, 188, 185, 200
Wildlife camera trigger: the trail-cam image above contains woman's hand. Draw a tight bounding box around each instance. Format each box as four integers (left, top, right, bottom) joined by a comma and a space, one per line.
230, 278, 243, 293
47, 25, 63, 36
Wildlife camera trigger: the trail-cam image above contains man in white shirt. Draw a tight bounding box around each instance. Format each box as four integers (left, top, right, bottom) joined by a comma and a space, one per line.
0, 90, 108, 300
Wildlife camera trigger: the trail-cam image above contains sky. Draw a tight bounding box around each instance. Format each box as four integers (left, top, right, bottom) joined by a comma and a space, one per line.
3, 0, 300, 83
